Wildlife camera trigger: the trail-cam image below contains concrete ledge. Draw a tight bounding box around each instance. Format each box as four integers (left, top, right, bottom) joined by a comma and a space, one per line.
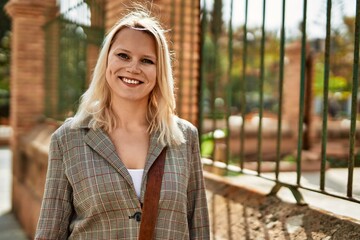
12, 123, 58, 239
0, 125, 11, 146
204, 171, 360, 239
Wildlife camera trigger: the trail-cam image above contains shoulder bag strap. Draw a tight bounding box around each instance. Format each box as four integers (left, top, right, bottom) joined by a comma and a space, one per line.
139, 147, 167, 240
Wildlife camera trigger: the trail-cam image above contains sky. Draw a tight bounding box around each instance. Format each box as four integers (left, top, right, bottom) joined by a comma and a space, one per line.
203, 0, 357, 39
58, 0, 91, 26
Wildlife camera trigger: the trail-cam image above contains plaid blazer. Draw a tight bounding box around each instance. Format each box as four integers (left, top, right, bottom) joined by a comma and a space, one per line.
35, 117, 210, 239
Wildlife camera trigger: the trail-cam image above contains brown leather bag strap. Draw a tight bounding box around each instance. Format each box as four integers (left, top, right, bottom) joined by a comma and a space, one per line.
139, 147, 167, 240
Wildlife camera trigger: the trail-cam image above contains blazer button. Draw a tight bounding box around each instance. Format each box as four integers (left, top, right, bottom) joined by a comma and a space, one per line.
134, 212, 142, 222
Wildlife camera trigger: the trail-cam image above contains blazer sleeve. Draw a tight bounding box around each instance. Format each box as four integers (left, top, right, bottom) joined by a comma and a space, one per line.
187, 128, 210, 239
35, 132, 73, 240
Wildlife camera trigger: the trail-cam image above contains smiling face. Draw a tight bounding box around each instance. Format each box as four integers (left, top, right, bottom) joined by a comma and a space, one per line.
105, 27, 157, 105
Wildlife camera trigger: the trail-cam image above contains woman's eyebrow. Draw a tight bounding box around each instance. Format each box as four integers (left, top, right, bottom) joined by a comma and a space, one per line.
113, 47, 130, 53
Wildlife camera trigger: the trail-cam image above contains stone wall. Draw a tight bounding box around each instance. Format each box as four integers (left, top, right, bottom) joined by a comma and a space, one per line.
14, 123, 58, 237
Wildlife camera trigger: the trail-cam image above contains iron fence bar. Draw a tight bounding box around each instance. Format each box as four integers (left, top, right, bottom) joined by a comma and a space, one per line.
210, 1, 221, 161
275, 0, 286, 180
75, 29, 80, 112
211, 0, 222, 135
320, 0, 332, 191
211, 50, 218, 137
257, 0, 266, 175
225, 0, 234, 167
62, 21, 69, 116
198, 1, 207, 138
240, 0, 249, 171
296, 0, 308, 185
347, 0, 360, 198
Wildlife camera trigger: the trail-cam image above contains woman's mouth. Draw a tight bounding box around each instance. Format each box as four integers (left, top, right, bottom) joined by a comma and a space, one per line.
120, 77, 142, 85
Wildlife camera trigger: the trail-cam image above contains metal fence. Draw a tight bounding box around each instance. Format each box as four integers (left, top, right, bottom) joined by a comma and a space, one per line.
199, 0, 360, 205
44, 0, 104, 120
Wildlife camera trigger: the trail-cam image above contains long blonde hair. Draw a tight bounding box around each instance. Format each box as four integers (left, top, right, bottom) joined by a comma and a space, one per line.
71, 10, 185, 146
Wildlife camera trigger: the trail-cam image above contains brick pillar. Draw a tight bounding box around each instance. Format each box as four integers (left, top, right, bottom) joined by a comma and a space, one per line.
154, 0, 200, 125
283, 42, 301, 136
86, 0, 105, 86
5, 0, 57, 237
283, 41, 314, 149
5, 0, 57, 144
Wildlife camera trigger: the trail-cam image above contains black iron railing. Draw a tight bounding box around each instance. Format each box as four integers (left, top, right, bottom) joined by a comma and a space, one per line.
200, 0, 360, 205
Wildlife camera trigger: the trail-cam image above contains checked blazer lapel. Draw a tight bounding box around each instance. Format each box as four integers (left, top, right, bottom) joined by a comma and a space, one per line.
80, 114, 167, 198
143, 131, 167, 177
84, 128, 133, 186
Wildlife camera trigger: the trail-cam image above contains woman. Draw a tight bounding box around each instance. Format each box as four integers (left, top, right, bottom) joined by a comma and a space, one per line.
35, 9, 209, 240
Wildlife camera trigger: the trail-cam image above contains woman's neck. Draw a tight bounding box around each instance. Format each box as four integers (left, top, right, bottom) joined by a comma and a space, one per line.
110, 99, 149, 130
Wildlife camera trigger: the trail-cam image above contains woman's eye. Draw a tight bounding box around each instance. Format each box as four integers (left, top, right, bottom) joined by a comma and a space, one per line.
142, 58, 154, 64
117, 53, 129, 60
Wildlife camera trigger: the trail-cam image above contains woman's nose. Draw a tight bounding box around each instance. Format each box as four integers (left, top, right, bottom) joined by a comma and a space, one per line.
126, 61, 141, 74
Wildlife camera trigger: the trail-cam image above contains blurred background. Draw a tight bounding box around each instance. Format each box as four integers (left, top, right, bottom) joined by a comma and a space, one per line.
1, 0, 360, 239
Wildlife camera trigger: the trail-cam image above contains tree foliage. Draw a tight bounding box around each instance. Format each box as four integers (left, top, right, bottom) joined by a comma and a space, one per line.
0, 0, 11, 118
0, 0, 11, 89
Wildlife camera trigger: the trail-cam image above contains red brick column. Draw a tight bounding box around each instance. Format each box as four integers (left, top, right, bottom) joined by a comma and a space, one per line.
283, 41, 314, 150
163, 0, 200, 125
5, 0, 57, 237
86, 0, 104, 86
5, 0, 56, 146
283, 41, 302, 138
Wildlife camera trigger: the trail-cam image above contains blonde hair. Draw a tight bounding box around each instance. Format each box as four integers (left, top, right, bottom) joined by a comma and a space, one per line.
71, 9, 185, 146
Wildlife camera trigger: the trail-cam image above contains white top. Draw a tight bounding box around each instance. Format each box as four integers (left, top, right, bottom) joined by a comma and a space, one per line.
128, 169, 144, 199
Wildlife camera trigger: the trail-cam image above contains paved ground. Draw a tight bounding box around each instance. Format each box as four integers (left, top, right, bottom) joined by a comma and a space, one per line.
0, 146, 28, 240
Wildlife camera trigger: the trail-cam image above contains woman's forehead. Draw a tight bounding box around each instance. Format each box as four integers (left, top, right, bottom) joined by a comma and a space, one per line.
110, 28, 157, 56
113, 26, 155, 42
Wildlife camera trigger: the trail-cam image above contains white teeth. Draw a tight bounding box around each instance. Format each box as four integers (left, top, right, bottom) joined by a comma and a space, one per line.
122, 77, 140, 85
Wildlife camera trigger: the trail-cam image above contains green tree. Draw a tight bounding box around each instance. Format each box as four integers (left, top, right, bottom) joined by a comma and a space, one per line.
0, 0, 10, 36
0, 0, 11, 119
